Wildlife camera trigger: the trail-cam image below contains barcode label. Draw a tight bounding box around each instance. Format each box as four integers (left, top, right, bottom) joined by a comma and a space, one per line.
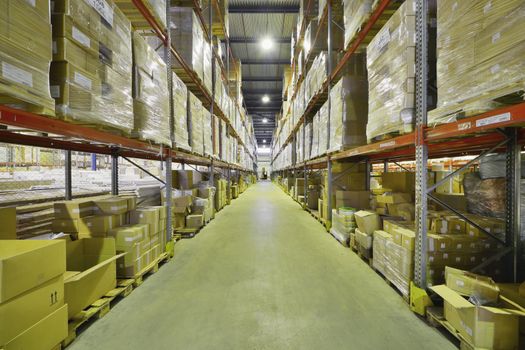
72, 26, 91, 48
85, 0, 114, 25
2, 62, 33, 87
74, 72, 92, 90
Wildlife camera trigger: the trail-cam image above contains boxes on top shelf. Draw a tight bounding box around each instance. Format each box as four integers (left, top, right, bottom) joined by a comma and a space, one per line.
429, 0, 525, 124
0, 0, 55, 115
132, 31, 170, 146
115, 0, 167, 31
342, 0, 375, 48
366, 0, 417, 142
50, 0, 134, 134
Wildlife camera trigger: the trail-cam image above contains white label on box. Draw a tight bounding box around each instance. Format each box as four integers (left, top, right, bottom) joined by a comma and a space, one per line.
50, 85, 60, 98
490, 64, 501, 75
440, 243, 446, 249
458, 122, 471, 131
2, 62, 33, 88
72, 26, 91, 48
74, 71, 92, 90
475, 112, 511, 128
87, 222, 92, 227
457, 244, 462, 249
376, 29, 391, 51
484, 1, 492, 13
492, 32, 501, 44
25, 0, 36, 7
443, 253, 449, 259
456, 280, 465, 287
84, 0, 114, 25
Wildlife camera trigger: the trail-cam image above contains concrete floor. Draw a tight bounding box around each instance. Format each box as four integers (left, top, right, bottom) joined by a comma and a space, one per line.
70, 181, 455, 350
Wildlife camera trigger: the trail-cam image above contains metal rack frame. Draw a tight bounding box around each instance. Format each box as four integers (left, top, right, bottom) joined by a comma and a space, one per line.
271, 0, 525, 286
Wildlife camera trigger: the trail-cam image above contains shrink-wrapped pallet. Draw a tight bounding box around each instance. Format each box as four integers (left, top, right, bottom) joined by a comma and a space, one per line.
328, 55, 368, 152
173, 72, 190, 150
366, 1, 416, 142
169, 7, 204, 81
343, 0, 375, 48
203, 42, 213, 93
385, 240, 413, 297
203, 109, 213, 156
189, 91, 204, 155
132, 32, 170, 145
50, 0, 133, 133
429, 0, 525, 124
318, 103, 328, 156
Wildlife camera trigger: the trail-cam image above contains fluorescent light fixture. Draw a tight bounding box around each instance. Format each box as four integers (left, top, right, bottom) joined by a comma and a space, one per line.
261, 95, 270, 104
263, 139, 267, 143
260, 36, 274, 50
262, 117, 268, 123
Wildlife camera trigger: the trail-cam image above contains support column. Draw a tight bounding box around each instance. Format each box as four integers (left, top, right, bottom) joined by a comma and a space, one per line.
65, 150, 72, 200
326, 0, 333, 227
165, 150, 173, 243
111, 153, 118, 196
506, 128, 522, 282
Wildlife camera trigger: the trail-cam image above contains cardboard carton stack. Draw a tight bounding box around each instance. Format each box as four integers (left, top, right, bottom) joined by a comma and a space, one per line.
354, 210, 381, 258
64, 237, 121, 318
330, 208, 356, 244
50, 0, 133, 133
115, 0, 167, 31
173, 72, 191, 150
429, 1, 525, 124
343, 0, 375, 48
0, 240, 68, 349
373, 172, 415, 219
194, 185, 216, 224
366, 0, 416, 142
432, 267, 525, 349
0, 0, 55, 115
189, 91, 204, 155
372, 230, 392, 275
131, 32, 170, 146
214, 178, 228, 210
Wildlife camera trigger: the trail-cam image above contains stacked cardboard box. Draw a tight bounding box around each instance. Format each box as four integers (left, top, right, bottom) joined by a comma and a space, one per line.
432, 267, 525, 349
343, 0, 375, 48
429, 0, 525, 124
51, 0, 133, 133
0, 240, 68, 349
132, 32, 170, 145
372, 230, 392, 275
354, 210, 381, 256
189, 91, 204, 155
366, 0, 416, 142
203, 110, 213, 156
0, 0, 55, 114
330, 208, 356, 243
214, 178, 228, 210
173, 72, 191, 150
169, 7, 204, 81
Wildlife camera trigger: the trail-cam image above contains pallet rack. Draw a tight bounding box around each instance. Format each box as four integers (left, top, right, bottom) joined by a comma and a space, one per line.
271, 0, 525, 288
0, 0, 257, 243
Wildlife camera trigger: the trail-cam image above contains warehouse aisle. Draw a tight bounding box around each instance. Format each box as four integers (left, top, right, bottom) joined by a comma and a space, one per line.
70, 182, 454, 350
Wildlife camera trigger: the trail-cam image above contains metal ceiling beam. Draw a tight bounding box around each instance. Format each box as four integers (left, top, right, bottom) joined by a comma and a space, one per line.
242, 76, 282, 82
242, 59, 289, 65
242, 88, 282, 94
230, 37, 290, 44
229, 5, 299, 13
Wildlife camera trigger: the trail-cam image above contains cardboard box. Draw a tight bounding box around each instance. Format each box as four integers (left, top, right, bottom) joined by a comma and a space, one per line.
0, 207, 16, 239
119, 195, 137, 211
130, 208, 160, 236
116, 243, 142, 278
172, 195, 193, 208
54, 200, 94, 219
386, 203, 415, 220
335, 191, 370, 210
354, 210, 381, 235
376, 192, 412, 204
1, 304, 68, 350
445, 267, 500, 303
64, 238, 121, 318
355, 228, 373, 249
52, 218, 78, 233
186, 214, 203, 229
79, 215, 116, 236
173, 213, 186, 229
172, 170, 202, 189
432, 284, 524, 349
0, 240, 66, 303
94, 197, 128, 215
109, 225, 147, 248
381, 172, 415, 193
400, 228, 415, 251
0, 275, 63, 345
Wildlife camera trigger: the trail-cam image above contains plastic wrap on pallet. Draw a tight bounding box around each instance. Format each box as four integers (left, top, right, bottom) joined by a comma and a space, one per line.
50, 0, 133, 133
144, 0, 167, 30
305, 120, 312, 161
478, 153, 525, 180
202, 109, 213, 156
343, 0, 375, 48
373, 230, 392, 275
132, 32, 170, 145
203, 41, 212, 93
463, 172, 507, 218
366, 0, 416, 142
172, 72, 191, 150
385, 240, 413, 297
428, 1, 525, 125
355, 228, 373, 249
318, 102, 328, 155
0, 0, 54, 114
328, 63, 368, 153
169, 7, 204, 80
189, 91, 204, 155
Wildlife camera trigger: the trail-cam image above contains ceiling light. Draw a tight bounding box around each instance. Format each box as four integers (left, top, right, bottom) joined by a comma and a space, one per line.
262, 117, 268, 123
261, 95, 270, 104
263, 139, 267, 143
260, 36, 274, 50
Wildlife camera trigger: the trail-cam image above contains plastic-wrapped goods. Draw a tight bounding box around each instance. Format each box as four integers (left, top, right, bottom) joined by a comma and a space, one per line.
305, 120, 312, 161
463, 172, 506, 218
318, 103, 328, 155
330, 208, 356, 243
203, 42, 212, 93
429, 0, 525, 125
169, 7, 204, 80
143, 0, 167, 30
202, 109, 213, 156
366, 0, 416, 142
0, 0, 55, 114
385, 240, 413, 297
478, 153, 525, 180
328, 62, 368, 152
214, 116, 220, 158
115, 0, 167, 30
132, 32, 170, 145
50, 0, 133, 133
343, 0, 374, 48
172, 72, 190, 150
373, 230, 392, 275
296, 127, 304, 164
188, 91, 204, 155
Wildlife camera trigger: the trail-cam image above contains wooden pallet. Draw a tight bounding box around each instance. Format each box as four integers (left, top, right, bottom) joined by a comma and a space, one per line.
369, 126, 414, 143
0, 83, 56, 117
62, 279, 134, 347
427, 307, 473, 350
131, 252, 169, 288
175, 227, 201, 238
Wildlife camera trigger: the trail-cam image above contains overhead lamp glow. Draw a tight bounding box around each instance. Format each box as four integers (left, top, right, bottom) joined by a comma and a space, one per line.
261, 95, 270, 104
260, 36, 274, 50
263, 139, 267, 143
262, 117, 268, 123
